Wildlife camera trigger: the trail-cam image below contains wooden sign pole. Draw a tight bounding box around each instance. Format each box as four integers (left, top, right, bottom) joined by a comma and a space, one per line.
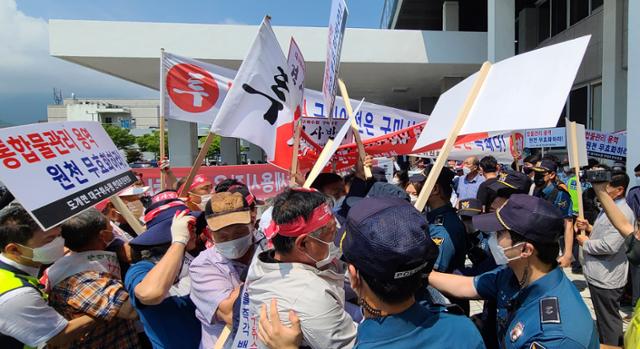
159, 116, 166, 190
109, 195, 145, 235
178, 132, 215, 197
303, 139, 336, 188
289, 121, 302, 186
159, 48, 167, 191
338, 79, 372, 179
414, 62, 492, 212
568, 121, 585, 235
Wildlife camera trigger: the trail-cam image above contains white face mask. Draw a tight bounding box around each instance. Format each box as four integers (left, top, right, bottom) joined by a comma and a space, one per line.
462, 166, 472, 176
19, 236, 66, 264
487, 232, 525, 265
409, 194, 418, 204
306, 235, 342, 269
197, 194, 212, 211
392, 177, 401, 186
214, 233, 253, 260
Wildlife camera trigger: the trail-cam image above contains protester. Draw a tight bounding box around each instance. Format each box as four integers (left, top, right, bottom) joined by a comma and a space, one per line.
456, 156, 485, 204
0, 203, 96, 348
532, 159, 575, 268
178, 174, 213, 211
476, 156, 499, 210
214, 178, 245, 193
429, 194, 599, 348
392, 169, 409, 189
242, 188, 357, 349
258, 197, 486, 349
189, 191, 267, 349
101, 188, 149, 238
310, 172, 346, 208
48, 208, 140, 349
124, 195, 206, 349
404, 173, 425, 205
575, 171, 634, 347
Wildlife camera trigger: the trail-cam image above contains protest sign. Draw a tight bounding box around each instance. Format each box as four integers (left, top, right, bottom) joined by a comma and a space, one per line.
161, 51, 235, 124
287, 37, 306, 178
301, 117, 348, 146
133, 164, 289, 201
413, 36, 589, 152
585, 129, 627, 161
524, 127, 566, 148
0, 121, 136, 230
210, 17, 294, 171
322, 0, 348, 119
567, 120, 588, 232
418, 132, 516, 163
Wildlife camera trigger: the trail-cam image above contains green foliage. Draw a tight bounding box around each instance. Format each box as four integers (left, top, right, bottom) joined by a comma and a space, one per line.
103, 124, 135, 149
136, 130, 168, 154
200, 134, 221, 158
125, 148, 143, 163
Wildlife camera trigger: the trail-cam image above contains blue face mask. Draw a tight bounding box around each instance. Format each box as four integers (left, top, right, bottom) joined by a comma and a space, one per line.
332, 196, 346, 212
487, 232, 525, 265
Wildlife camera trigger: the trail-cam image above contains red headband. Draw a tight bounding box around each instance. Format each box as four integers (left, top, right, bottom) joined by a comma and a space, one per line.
178, 174, 212, 194
152, 191, 179, 204
143, 201, 187, 223
266, 203, 333, 238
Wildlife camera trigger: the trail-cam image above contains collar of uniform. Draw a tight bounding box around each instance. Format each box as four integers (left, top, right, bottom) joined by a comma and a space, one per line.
256, 250, 344, 282
541, 182, 556, 197
426, 204, 455, 222
0, 253, 40, 277
512, 267, 564, 308
357, 302, 428, 343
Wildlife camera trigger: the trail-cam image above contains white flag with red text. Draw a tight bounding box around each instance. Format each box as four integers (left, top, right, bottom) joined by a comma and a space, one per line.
161, 51, 235, 124
210, 17, 295, 170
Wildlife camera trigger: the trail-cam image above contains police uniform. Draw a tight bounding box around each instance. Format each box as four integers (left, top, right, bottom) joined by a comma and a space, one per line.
471, 194, 599, 349
427, 204, 467, 273
535, 183, 573, 219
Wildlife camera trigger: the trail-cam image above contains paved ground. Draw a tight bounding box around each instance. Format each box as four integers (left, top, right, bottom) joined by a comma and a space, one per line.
469, 267, 635, 332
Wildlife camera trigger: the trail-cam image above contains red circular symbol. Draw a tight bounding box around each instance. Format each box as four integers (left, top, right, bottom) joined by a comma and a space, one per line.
510, 132, 525, 159
166, 64, 219, 113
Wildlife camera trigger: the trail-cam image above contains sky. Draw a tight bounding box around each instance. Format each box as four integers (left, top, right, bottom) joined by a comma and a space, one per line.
0, 0, 385, 125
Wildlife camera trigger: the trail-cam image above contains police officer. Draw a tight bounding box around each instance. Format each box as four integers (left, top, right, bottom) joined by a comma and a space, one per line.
429, 194, 599, 348
532, 159, 575, 268
0, 203, 96, 348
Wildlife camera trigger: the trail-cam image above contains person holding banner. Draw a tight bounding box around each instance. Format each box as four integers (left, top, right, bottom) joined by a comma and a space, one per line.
189, 191, 267, 349
428, 195, 599, 349
177, 174, 213, 212
0, 203, 97, 349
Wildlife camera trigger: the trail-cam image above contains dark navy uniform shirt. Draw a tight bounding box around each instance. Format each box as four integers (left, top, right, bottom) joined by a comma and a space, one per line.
535, 183, 573, 219
474, 266, 598, 349
427, 204, 467, 273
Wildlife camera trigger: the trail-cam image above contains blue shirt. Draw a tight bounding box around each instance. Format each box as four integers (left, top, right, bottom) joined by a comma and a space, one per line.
125, 261, 201, 349
474, 266, 598, 349
457, 173, 485, 201
355, 302, 485, 349
536, 183, 573, 218
427, 204, 467, 272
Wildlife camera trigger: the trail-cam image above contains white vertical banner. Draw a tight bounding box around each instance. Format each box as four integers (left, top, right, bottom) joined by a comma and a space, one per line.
322, 0, 348, 119
287, 37, 306, 120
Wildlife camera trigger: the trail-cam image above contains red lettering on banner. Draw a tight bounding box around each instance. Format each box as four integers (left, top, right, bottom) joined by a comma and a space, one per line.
167, 63, 220, 113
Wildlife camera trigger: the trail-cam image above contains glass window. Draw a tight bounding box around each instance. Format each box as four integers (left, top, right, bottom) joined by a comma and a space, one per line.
104, 116, 113, 124
591, 0, 603, 12
539, 0, 550, 41
551, 0, 567, 36
570, 0, 589, 25
569, 86, 588, 126
591, 83, 602, 130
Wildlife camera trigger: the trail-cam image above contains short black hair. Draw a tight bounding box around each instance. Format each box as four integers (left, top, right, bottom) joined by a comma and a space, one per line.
360, 270, 426, 305
523, 153, 541, 165
610, 170, 630, 193
542, 154, 561, 168
271, 189, 328, 254
480, 156, 498, 173
0, 185, 14, 211
310, 173, 343, 192
510, 231, 559, 268
215, 178, 244, 193
0, 203, 39, 250
61, 208, 108, 251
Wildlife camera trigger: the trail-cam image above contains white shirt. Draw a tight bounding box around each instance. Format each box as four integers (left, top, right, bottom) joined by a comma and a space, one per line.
0, 254, 68, 347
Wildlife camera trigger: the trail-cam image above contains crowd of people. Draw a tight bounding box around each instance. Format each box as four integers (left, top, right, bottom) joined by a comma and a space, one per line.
1, 152, 640, 349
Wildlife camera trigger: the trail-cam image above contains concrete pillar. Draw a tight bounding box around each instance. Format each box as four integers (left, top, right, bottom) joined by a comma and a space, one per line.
602, 0, 627, 132
442, 1, 459, 31
246, 142, 265, 164
627, 0, 640, 176
167, 119, 197, 167
488, 0, 515, 62
518, 7, 538, 54
220, 137, 241, 165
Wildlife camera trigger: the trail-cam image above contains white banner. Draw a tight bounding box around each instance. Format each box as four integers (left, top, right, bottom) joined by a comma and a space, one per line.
0, 121, 135, 230
210, 17, 294, 168
585, 129, 627, 161
322, 0, 348, 117
287, 37, 306, 119
524, 127, 566, 148
418, 132, 518, 163
161, 52, 235, 124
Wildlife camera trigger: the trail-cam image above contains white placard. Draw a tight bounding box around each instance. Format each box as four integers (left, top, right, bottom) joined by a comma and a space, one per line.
0, 121, 135, 230
413, 36, 590, 151
524, 127, 567, 148
567, 120, 589, 168
322, 0, 349, 117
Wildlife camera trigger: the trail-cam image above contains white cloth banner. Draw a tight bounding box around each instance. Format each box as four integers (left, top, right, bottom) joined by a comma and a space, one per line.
418, 132, 517, 163
322, 0, 348, 116
413, 36, 590, 151
524, 127, 567, 148
585, 129, 627, 161
161, 52, 235, 124
287, 37, 306, 119
210, 18, 294, 164
0, 121, 135, 230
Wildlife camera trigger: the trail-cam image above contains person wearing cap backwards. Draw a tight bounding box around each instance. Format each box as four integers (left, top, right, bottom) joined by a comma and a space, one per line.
178, 174, 213, 212
124, 192, 206, 349
256, 197, 485, 349
532, 159, 575, 268
428, 194, 598, 349
188, 192, 267, 349
239, 188, 357, 349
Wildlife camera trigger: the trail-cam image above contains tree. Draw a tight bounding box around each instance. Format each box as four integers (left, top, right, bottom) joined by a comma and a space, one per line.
125, 148, 143, 163
103, 124, 136, 149
136, 130, 168, 155
201, 135, 221, 159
